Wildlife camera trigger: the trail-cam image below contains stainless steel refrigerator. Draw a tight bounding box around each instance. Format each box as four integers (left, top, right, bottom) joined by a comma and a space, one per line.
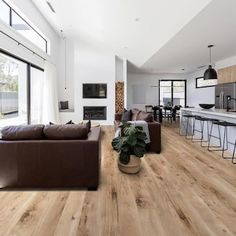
215, 83, 236, 110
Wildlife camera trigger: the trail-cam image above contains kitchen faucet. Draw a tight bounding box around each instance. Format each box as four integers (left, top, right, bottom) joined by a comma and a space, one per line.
226, 96, 236, 112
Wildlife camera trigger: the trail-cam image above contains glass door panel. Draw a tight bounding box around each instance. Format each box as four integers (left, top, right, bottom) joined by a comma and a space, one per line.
0, 52, 27, 128
30, 67, 44, 124
173, 81, 186, 106
159, 81, 172, 106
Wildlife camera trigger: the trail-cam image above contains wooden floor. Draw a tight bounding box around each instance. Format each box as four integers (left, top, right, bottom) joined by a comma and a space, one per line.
0, 125, 236, 236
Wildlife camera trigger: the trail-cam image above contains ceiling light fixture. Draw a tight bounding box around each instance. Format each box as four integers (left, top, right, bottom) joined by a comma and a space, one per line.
203, 45, 217, 80
46, 1, 56, 13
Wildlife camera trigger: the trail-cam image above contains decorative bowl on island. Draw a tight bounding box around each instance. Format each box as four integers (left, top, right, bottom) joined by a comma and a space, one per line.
199, 104, 215, 109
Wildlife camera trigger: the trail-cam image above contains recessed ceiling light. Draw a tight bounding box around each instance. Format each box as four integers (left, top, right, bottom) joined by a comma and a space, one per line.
135, 18, 140, 22
123, 46, 128, 49
46, 1, 56, 13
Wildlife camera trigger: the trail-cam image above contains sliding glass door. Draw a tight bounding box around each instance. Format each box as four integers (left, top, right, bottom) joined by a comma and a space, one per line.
0, 52, 27, 127
159, 80, 186, 107
0, 51, 44, 127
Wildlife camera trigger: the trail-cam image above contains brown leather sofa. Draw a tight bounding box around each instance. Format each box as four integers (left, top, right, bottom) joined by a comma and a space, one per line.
0, 124, 101, 190
114, 109, 161, 153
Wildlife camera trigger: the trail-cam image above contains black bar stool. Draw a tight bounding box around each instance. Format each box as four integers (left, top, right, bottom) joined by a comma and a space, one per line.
191, 116, 218, 146
192, 117, 220, 147
192, 116, 211, 147
181, 114, 197, 139
232, 140, 236, 164
208, 121, 236, 161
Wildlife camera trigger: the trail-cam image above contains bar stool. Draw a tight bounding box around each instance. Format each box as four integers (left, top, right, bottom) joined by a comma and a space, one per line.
232, 140, 236, 164
191, 116, 211, 146
192, 117, 220, 147
181, 114, 197, 139
208, 121, 236, 161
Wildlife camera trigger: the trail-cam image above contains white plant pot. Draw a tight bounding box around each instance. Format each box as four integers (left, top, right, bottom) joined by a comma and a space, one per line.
118, 155, 142, 174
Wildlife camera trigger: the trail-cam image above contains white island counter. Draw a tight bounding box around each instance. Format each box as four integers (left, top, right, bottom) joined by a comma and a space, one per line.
181, 108, 236, 121
180, 108, 236, 152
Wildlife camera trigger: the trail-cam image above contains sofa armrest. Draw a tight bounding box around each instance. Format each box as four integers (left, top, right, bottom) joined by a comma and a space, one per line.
148, 122, 161, 153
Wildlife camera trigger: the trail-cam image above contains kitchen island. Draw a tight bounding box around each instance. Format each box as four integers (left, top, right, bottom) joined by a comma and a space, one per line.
180, 108, 236, 152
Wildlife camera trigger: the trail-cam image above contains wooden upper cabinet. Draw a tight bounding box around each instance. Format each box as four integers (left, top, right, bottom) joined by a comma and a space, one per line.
217, 65, 236, 84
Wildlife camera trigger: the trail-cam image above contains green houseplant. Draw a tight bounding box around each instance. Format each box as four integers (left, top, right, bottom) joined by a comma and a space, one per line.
112, 122, 146, 174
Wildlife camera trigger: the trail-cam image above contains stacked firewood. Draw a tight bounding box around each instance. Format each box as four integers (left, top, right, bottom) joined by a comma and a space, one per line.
115, 81, 124, 113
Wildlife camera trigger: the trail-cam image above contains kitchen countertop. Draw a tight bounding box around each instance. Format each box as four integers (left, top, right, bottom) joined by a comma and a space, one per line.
181, 108, 236, 119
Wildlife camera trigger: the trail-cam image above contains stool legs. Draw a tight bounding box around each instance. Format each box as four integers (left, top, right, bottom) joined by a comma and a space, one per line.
192, 119, 204, 143
181, 116, 236, 164
232, 141, 236, 164
192, 119, 217, 147
185, 116, 191, 139
208, 123, 235, 162
208, 123, 222, 151
180, 116, 194, 139
222, 126, 229, 158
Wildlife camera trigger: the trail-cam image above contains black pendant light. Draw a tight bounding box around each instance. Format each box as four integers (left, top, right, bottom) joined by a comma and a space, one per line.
204, 45, 217, 80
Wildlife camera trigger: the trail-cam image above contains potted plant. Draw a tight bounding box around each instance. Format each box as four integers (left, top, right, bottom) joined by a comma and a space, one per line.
112, 122, 147, 174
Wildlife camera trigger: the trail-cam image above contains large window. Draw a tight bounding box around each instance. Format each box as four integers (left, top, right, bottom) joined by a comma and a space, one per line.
0, 0, 48, 53
0, 52, 27, 126
0, 50, 44, 128
0, 0, 10, 25
159, 80, 186, 107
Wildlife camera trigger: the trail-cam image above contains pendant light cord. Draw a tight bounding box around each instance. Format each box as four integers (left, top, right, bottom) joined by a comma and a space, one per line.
209, 46, 212, 65
64, 37, 67, 91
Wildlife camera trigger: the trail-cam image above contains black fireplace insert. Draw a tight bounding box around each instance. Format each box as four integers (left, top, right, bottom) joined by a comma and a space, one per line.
83, 106, 107, 120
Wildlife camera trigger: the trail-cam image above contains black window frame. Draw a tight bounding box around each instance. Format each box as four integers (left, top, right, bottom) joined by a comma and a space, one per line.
0, 48, 44, 125
159, 80, 187, 107
1, 0, 48, 53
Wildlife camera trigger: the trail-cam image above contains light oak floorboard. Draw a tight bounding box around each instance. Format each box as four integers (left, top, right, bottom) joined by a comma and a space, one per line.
0, 125, 235, 236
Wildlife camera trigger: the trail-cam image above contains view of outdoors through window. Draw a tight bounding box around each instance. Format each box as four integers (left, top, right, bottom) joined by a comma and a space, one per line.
0, 53, 27, 127
159, 80, 186, 107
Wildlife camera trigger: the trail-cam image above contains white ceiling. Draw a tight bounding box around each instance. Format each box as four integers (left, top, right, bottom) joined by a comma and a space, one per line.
141, 0, 236, 74
31, 0, 211, 67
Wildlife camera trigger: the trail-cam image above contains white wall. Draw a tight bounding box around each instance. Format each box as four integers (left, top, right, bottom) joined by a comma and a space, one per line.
58, 38, 75, 110
123, 59, 128, 108
115, 56, 123, 82
185, 70, 215, 107
59, 41, 116, 125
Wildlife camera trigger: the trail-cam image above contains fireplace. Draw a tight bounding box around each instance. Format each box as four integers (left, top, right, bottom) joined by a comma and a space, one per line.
83, 106, 107, 120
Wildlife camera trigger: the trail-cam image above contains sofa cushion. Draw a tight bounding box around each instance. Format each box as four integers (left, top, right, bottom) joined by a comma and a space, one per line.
131, 108, 141, 121
137, 111, 154, 122
43, 124, 88, 140
1, 125, 45, 140
122, 109, 132, 122
86, 120, 91, 133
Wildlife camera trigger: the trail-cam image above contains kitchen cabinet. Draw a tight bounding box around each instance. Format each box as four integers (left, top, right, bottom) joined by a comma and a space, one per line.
217, 64, 236, 84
